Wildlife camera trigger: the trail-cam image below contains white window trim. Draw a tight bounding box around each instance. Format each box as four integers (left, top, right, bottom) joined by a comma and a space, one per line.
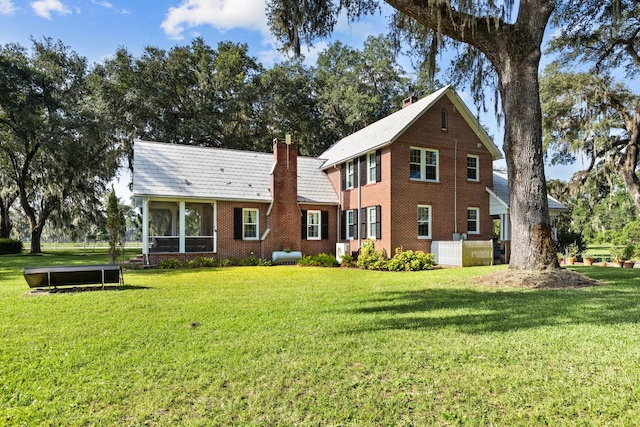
467, 207, 480, 235
367, 206, 377, 239
441, 109, 448, 130
467, 155, 480, 182
346, 210, 355, 240
367, 151, 376, 184
307, 210, 321, 240
243, 208, 259, 240
410, 147, 439, 182
346, 160, 355, 189
417, 205, 432, 239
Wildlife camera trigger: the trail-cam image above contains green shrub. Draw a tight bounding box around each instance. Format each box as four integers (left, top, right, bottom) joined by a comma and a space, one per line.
158, 258, 181, 269
339, 253, 356, 268
183, 259, 197, 268
356, 240, 388, 270
297, 253, 339, 267
219, 257, 239, 267
196, 256, 218, 267
610, 245, 635, 262
387, 248, 435, 271
0, 238, 22, 255
240, 256, 261, 266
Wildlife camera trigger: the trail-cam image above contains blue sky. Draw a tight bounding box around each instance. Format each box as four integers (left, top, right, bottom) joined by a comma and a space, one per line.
0, 0, 578, 199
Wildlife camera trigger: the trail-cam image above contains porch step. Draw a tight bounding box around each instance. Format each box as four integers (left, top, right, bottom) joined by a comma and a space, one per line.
127, 255, 146, 265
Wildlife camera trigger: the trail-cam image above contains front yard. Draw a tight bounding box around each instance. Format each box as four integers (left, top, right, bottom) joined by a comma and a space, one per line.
2, 253, 640, 425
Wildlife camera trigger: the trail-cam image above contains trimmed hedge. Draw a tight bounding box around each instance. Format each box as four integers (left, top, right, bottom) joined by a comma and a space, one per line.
297, 253, 339, 267
0, 238, 23, 255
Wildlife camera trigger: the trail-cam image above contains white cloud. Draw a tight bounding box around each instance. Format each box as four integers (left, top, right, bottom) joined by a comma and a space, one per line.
92, 0, 113, 9
0, 0, 16, 15
161, 0, 269, 40
31, 0, 71, 19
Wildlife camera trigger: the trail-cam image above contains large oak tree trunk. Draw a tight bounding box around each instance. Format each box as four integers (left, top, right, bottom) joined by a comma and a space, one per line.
619, 106, 640, 214
498, 52, 558, 269
0, 197, 12, 238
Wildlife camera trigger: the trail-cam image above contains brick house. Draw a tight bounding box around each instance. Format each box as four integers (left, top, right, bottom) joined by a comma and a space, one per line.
132, 85, 562, 264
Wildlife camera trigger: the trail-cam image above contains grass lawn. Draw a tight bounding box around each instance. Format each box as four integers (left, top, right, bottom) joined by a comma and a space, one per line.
2, 253, 640, 425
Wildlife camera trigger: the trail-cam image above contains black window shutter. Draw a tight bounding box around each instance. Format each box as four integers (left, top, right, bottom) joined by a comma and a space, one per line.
353, 209, 358, 238
359, 155, 366, 186
360, 207, 367, 239
375, 205, 382, 239
233, 208, 243, 240
340, 163, 346, 191
301, 210, 308, 239
340, 210, 346, 240
321, 211, 329, 239
375, 149, 382, 182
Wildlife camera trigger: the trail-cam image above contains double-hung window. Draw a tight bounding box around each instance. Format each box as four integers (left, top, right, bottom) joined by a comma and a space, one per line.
368, 152, 377, 183
467, 207, 480, 234
417, 205, 432, 239
367, 207, 377, 239
307, 210, 320, 240
346, 210, 355, 239
467, 155, 479, 181
410, 147, 439, 182
346, 160, 355, 189
243, 208, 259, 240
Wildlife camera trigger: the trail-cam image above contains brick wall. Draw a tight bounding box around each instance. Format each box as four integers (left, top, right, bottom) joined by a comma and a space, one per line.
331, 95, 495, 256
390, 96, 494, 253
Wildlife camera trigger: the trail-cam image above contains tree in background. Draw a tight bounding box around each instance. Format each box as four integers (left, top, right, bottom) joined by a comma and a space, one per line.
0, 39, 122, 253
544, 0, 640, 212
0, 153, 18, 238
314, 35, 414, 141
96, 38, 266, 164
106, 188, 125, 263
268, 0, 562, 269
259, 60, 330, 156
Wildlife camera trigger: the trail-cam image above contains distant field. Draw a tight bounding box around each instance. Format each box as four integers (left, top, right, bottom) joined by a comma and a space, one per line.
2, 251, 640, 425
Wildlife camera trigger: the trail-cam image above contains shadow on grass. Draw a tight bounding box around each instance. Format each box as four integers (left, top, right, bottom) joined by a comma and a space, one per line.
26, 284, 150, 295
347, 269, 640, 334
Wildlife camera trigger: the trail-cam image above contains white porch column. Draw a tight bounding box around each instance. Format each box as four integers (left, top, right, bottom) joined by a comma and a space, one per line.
142, 198, 149, 255
500, 213, 511, 241
179, 201, 186, 253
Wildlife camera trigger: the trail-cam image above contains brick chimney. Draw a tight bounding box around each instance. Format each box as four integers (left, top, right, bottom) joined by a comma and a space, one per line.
268, 135, 301, 252
402, 96, 417, 108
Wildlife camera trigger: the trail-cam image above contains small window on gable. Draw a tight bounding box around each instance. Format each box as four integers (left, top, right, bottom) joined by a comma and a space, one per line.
441, 109, 448, 130
467, 155, 479, 181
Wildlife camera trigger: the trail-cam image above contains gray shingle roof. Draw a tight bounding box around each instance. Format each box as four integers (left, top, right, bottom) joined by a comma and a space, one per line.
491, 169, 567, 211
318, 86, 503, 169
132, 141, 338, 204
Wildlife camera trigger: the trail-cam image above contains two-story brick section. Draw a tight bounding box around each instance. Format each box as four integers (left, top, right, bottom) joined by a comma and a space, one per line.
132, 86, 564, 265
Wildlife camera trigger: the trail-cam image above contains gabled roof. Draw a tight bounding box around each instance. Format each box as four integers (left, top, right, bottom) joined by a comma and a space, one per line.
489, 169, 567, 212
132, 141, 339, 204
318, 86, 503, 169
